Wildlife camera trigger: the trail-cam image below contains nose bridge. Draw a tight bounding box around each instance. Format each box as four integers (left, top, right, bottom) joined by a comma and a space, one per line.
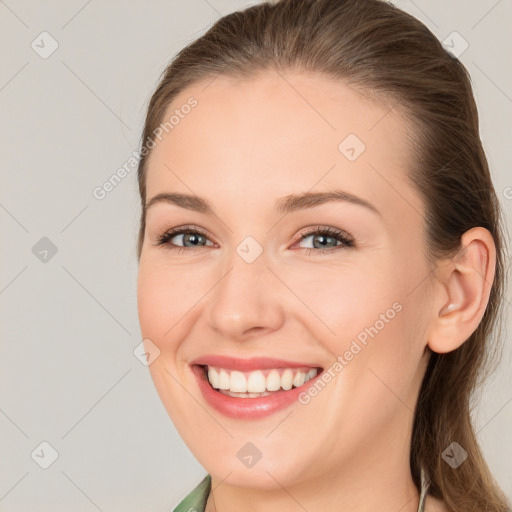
205, 242, 285, 339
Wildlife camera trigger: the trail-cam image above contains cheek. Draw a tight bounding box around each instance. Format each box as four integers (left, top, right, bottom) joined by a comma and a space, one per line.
137, 261, 207, 432
330, 286, 429, 438
136, 257, 207, 346
277, 256, 399, 342
291, 259, 424, 399
316, 305, 422, 451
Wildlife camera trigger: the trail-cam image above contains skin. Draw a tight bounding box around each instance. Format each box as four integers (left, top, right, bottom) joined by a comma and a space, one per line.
137, 70, 495, 512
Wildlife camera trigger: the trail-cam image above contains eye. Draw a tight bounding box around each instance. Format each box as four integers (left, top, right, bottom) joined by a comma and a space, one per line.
154, 225, 215, 253
294, 226, 355, 255
154, 225, 355, 255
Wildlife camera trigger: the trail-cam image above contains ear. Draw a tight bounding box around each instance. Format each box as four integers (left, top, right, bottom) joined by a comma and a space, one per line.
427, 227, 496, 354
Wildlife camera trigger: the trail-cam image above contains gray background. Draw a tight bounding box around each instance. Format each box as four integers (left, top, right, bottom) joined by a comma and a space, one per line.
1, 1, 511, 510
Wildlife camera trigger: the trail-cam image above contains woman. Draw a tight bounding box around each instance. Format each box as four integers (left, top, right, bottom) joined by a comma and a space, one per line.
135, 0, 511, 510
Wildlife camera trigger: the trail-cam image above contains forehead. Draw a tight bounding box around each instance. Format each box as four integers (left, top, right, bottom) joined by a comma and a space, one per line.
145, 70, 421, 222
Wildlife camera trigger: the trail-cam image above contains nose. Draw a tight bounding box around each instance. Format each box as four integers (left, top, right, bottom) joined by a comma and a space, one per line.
204, 251, 286, 341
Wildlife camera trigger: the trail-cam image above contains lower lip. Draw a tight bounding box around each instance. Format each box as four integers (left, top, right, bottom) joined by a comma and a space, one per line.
190, 364, 323, 420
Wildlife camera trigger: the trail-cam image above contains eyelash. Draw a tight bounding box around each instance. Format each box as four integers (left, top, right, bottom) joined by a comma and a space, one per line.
154, 225, 355, 255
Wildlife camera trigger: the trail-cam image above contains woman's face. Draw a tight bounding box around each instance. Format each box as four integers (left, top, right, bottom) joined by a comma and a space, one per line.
137, 71, 434, 489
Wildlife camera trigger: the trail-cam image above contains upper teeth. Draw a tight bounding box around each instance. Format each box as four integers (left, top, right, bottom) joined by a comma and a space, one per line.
206, 366, 319, 393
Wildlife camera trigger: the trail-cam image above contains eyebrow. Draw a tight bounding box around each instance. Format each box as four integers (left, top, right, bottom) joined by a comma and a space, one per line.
145, 190, 381, 217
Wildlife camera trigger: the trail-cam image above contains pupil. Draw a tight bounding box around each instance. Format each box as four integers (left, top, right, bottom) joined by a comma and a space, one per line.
313, 234, 335, 249
185, 233, 203, 246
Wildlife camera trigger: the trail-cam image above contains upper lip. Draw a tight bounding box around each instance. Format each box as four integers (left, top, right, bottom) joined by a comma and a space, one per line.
190, 355, 322, 371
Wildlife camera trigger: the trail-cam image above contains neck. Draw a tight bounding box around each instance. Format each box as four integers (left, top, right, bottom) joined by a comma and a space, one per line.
205, 439, 420, 512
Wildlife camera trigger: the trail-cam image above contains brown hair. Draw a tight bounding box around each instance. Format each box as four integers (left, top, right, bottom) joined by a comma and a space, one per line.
135, 0, 510, 509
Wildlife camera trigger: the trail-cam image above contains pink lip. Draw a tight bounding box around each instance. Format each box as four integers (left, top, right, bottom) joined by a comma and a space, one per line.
189, 360, 324, 420
190, 355, 321, 371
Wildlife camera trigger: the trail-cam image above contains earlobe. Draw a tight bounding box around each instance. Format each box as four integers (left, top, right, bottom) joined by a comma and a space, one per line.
426, 227, 496, 355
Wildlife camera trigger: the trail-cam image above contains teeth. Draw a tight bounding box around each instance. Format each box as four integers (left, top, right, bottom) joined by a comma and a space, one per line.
219, 390, 272, 398
293, 370, 305, 387
218, 369, 230, 390
230, 371, 247, 393
205, 366, 319, 394
306, 368, 317, 380
281, 369, 293, 391
207, 367, 219, 389
247, 370, 266, 393
267, 369, 281, 391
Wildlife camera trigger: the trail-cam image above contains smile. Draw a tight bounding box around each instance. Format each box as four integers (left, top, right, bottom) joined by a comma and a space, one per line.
205, 366, 320, 397
189, 356, 324, 419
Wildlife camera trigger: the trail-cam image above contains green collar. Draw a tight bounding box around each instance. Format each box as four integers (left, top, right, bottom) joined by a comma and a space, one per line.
173, 474, 211, 512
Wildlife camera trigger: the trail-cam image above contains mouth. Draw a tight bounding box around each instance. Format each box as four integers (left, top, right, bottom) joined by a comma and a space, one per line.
194, 364, 324, 398
188, 355, 325, 419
